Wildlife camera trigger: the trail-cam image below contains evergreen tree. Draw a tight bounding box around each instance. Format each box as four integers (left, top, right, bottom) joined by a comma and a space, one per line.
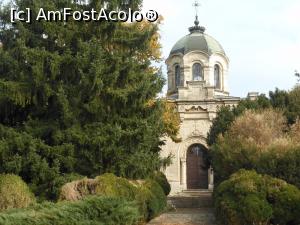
0, 0, 175, 199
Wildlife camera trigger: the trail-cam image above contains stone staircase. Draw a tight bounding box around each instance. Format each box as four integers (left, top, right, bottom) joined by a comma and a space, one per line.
168, 189, 213, 208
147, 190, 216, 224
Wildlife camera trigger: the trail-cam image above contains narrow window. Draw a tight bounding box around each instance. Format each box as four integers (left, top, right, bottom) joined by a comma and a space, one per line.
193, 63, 203, 81
214, 65, 221, 89
175, 65, 181, 87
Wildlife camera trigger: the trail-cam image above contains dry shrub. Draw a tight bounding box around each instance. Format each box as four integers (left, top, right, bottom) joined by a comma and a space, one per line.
213, 109, 300, 187
266, 137, 295, 155
290, 119, 300, 144
59, 178, 98, 201
228, 109, 287, 148
59, 174, 145, 202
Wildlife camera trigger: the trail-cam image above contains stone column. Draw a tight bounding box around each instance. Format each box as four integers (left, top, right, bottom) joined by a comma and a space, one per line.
208, 166, 214, 190
180, 158, 187, 189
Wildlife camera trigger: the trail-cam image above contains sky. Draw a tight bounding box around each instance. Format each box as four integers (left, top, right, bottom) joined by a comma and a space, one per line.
143, 0, 300, 97
2, 0, 299, 97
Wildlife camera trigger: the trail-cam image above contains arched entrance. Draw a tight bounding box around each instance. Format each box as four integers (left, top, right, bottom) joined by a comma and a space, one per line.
186, 144, 208, 189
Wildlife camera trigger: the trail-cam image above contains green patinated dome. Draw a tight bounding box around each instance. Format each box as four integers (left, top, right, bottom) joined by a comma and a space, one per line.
170, 22, 225, 56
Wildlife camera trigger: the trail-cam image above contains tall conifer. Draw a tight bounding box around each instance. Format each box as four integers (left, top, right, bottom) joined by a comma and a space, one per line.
0, 0, 175, 199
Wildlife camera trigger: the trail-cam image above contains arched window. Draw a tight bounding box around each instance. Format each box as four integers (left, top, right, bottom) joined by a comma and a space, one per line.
175, 64, 181, 87
193, 63, 203, 81
214, 64, 221, 89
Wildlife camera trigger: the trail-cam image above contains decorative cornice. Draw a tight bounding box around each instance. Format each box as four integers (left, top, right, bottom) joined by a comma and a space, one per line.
185, 105, 208, 112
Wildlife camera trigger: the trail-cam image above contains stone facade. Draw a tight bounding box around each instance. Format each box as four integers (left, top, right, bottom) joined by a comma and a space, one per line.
161, 22, 240, 195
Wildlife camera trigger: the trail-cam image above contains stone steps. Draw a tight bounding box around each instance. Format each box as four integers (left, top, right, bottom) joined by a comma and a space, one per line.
179, 189, 213, 196
147, 208, 216, 225
168, 190, 213, 208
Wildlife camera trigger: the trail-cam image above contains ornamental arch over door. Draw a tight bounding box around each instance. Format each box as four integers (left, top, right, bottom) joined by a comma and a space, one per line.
186, 144, 208, 189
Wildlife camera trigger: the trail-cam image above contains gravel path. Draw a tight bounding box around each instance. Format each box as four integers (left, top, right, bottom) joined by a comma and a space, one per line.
147, 208, 216, 225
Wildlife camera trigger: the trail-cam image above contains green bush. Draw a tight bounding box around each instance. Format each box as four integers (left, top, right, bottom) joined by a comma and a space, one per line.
214, 170, 300, 225
150, 171, 171, 196
213, 137, 300, 188
59, 173, 168, 222
95, 173, 139, 201
59, 173, 139, 202
0, 196, 140, 225
136, 179, 167, 221
266, 178, 300, 225
0, 174, 35, 212
0, 125, 76, 201
257, 146, 300, 188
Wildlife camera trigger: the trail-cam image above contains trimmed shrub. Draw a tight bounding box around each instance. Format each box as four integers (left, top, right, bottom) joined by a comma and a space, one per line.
136, 179, 167, 221
0, 174, 35, 212
266, 178, 300, 225
0, 196, 140, 225
59, 173, 139, 201
59, 173, 168, 222
150, 171, 171, 196
95, 173, 139, 201
214, 170, 300, 225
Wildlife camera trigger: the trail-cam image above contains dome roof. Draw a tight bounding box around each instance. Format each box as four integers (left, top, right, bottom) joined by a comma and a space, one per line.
170, 24, 225, 56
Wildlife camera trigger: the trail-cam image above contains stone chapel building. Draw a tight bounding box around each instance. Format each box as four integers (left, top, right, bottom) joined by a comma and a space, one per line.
160, 17, 242, 195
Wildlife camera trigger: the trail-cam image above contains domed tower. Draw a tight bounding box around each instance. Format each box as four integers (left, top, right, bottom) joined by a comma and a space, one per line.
161, 8, 240, 195
166, 16, 229, 100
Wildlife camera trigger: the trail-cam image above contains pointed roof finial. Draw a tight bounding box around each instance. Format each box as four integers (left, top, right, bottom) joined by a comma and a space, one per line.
189, 0, 205, 33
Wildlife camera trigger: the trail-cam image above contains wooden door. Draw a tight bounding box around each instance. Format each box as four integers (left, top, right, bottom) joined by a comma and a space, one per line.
186, 144, 208, 189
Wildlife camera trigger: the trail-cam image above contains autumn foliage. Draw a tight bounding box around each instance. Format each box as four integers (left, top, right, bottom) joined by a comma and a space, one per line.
211, 109, 300, 187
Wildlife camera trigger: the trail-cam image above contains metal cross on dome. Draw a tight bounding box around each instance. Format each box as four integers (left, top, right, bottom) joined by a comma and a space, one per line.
193, 0, 201, 17
189, 0, 205, 32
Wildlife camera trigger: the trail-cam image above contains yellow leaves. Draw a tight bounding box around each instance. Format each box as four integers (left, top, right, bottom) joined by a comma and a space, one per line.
145, 99, 156, 108
137, 16, 164, 61
120, 16, 164, 63
144, 99, 181, 142
162, 100, 181, 142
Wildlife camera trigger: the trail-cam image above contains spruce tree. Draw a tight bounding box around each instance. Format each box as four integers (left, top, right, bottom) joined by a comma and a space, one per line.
0, 0, 175, 199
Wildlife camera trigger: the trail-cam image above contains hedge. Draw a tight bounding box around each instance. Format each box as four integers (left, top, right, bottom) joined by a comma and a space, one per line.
0, 196, 140, 225
0, 172, 169, 224
214, 170, 300, 225
0, 174, 35, 212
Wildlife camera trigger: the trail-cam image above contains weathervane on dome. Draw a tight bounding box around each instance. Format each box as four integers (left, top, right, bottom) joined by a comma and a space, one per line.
189, 0, 205, 33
